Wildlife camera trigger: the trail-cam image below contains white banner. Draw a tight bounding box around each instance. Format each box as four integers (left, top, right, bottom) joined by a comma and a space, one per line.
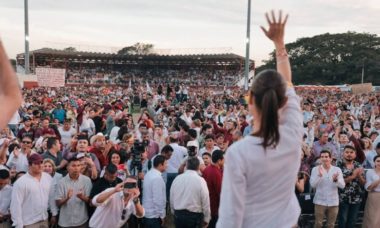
36, 67, 66, 87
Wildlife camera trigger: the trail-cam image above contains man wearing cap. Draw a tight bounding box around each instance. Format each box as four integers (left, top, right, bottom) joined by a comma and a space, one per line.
89, 177, 144, 228
6, 136, 34, 172
178, 140, 205, 174
0, 169, 12, 228
10, 153, 58, 228
90, 164, 123, 202
16, 116, 35, 141
56, 157, 92, 228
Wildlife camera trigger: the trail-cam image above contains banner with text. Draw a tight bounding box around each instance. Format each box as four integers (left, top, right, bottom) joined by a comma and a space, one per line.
351, 83, 373, 94
36, 68, 66, 87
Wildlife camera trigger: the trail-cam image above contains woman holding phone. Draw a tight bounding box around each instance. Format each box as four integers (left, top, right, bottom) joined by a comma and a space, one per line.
217, 11, 303, 228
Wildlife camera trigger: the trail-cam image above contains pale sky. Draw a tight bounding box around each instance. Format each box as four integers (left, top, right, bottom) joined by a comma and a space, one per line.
0, 0, 379, 66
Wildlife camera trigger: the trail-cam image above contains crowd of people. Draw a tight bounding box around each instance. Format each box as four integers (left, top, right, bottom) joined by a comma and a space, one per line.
64, 65, 242, 88
0, 10, 379, 228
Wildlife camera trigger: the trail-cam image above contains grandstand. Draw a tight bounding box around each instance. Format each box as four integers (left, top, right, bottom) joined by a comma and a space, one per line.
16, 48, 254, 88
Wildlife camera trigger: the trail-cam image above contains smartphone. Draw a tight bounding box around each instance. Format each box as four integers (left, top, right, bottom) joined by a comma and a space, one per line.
124, 182, 137, 189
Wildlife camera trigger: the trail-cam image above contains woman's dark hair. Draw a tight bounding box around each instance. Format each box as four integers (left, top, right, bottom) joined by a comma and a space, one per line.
107, 151, 121, 165
250, 69, 287, 149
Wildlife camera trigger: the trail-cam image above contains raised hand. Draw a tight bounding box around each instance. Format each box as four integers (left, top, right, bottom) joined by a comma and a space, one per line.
318, 165, 324, 177
67, 188, 74, 199
260, 10, 288, 45
332, 172, 339, 182
114, 182, 124, 192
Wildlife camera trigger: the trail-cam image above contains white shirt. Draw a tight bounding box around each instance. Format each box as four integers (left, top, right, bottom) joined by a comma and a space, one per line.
199, 146, 220, 156
217, 88, 304, 228
310, 165, 345, 206
6, 151, 29, 172
11, 172, 55, 228
0, 185, 12, 215
365, 169, 380, 192
58, 127, 77, 148
170, 170, 210, 223
90, 188, 144, 228
142, 168, 166, 219
109, 126, 120, 144
8, 111, 20, 125
167, 143, 187, 173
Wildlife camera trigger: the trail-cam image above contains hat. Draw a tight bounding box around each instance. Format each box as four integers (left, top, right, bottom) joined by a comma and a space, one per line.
90, 133, 105, 145
187, 140, 199, 149
28, 153, 43, 165
42, 128, 56, 136
23, 116, 32, 122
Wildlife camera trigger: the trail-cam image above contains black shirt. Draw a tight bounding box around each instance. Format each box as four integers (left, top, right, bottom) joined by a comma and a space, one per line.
90, 177, 123, 198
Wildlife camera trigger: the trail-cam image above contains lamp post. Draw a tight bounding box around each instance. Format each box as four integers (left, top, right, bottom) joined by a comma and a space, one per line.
24, 0, 30, 74
244, 0, 251, 92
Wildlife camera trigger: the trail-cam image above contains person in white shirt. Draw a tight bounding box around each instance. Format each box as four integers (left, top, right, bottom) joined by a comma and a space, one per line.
7, 111, 20, 137
58, 119, 77, 150
167, 133, 187, 200
362, 155, 380, 228
178, 141, 205, 174
217, 11, 304, 228
56, 157, 92, 228
6, 136, 34, 172
199, 134, 219, 156
89, 177, 144, 228
142, 155, 167, 227
310, 150, 345, 228
170, 157, 210, 228
10, 153, 58, 228
0, 169, 12, 228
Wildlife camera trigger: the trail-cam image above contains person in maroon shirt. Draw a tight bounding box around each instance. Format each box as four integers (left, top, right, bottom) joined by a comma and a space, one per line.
89, 134, 113, 169
202, 150, 224, 228
17, 116, 35, 141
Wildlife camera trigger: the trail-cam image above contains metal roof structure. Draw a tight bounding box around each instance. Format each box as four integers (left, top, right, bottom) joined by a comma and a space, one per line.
17, 48, 253, 66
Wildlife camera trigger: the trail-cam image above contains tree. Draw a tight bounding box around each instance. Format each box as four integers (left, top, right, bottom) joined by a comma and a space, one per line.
63, 47, 77, 52
256, 32, 380, 85
117, 43, 154, 55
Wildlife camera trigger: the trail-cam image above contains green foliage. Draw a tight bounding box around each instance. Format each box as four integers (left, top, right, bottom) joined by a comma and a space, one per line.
256, 32, 380, 85
117, 43, 154, 55
63, 47, 77, 52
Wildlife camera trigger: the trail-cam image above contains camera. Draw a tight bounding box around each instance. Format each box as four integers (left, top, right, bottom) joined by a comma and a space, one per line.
130, 140, 146, 173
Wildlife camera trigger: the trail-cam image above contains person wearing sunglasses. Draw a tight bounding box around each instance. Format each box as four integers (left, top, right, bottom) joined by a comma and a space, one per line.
89, 176, 144, 228
6, 136, 35, 172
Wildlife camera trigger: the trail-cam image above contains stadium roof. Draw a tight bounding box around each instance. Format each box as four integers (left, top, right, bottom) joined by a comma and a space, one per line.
17, 48, 252, 66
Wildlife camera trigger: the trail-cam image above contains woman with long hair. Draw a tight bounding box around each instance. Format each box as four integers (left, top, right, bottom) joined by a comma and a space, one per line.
363, 155, 380, 227
217, 11, 303, 227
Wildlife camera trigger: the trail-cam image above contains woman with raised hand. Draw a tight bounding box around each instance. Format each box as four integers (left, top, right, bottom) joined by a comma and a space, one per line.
217, 11, 303, 228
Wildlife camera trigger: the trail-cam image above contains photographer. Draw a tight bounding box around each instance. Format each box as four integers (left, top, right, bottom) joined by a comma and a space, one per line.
89, 177, 144, 228
126, 141, 149, 180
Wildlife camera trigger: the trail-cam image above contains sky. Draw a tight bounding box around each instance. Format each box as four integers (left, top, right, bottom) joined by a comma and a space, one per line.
0, 0, 379, 66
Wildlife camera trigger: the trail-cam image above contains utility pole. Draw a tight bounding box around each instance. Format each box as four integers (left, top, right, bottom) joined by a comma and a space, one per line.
24, 0, 30, 74
244, 0, 251, 91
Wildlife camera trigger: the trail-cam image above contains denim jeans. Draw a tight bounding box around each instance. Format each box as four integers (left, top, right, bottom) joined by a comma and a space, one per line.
174, 210, 203, 228
143, 218, 162, 228
338, 202, 361, 228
